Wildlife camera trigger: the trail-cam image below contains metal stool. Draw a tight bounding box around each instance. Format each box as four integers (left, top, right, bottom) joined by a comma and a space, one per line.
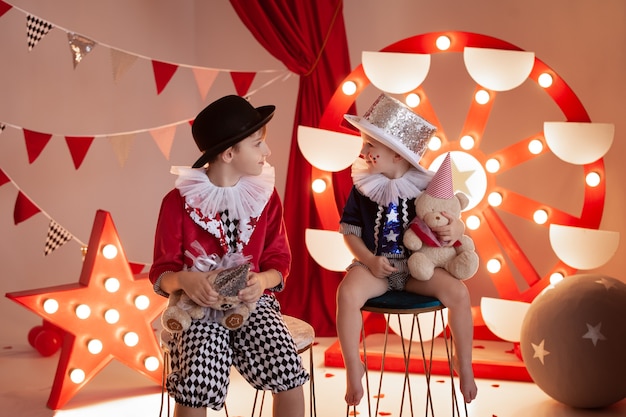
351, 291, 465, 417
251, 315, 317, 417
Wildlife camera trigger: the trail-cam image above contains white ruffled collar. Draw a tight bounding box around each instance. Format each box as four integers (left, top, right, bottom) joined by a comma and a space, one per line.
351, 157, 434, 206
170, 162, 275, 220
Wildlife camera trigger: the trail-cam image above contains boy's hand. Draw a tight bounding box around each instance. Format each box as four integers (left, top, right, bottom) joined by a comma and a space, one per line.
367, 255, 398, 279
238, 272, 264, 304
178, 270, 219, 307
431, 212, 465, 247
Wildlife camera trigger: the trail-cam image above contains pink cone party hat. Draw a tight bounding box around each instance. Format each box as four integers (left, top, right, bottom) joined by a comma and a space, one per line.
425, 153, 454, 199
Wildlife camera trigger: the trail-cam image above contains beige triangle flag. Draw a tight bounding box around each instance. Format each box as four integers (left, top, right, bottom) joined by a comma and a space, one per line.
110, 49, 138, 83
192, 67, 219, 100
108, 134, 135, 167
149, 125, 177, 159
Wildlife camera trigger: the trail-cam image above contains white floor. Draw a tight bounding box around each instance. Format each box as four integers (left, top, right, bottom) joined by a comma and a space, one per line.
1, 337, 624, 417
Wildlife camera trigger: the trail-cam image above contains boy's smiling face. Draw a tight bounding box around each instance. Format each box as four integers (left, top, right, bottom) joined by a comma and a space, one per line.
231, 126, 271, 177
360, 133, 408, 178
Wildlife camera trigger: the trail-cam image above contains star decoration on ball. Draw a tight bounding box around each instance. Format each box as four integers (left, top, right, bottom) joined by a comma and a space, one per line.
6, 210, 167, 409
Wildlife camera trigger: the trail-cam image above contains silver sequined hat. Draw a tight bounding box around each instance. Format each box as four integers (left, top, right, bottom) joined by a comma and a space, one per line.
344, 94, 436, 173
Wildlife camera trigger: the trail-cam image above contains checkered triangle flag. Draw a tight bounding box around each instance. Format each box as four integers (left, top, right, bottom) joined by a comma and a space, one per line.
45, 220, 73, 256
0, 123, 5, 135
26, 15, 54, 51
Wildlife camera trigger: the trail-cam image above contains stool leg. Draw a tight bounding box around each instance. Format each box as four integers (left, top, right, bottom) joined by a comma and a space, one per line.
438, 312, 468, 417
308, 345, 317, 417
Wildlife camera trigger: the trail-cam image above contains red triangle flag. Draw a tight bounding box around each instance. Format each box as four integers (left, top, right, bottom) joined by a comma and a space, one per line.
14, 191, 41, 225
151, 60, 178, 95
65, 136, 95, 169
129, 262, 146, 274
0, 1, 12, 17
23, 129, 53, 163
0, 168, 9, 186
230, 72, 256, 96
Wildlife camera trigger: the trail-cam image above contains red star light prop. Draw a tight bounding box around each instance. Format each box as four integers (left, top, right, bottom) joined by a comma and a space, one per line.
6, 210, 167, 409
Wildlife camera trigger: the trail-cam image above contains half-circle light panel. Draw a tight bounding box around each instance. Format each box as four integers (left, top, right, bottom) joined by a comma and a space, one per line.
544, 122, 614, 165
388, 309, 448, 343
362, 51, 431, 94
480, 297, 530, 342
549, 224, 620, 270
463, 47, 535, 91
297, 126, 362, 172
305, 228, 353, 272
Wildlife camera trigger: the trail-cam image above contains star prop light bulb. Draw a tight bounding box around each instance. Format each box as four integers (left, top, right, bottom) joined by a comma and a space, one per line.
6, 210, 167, 409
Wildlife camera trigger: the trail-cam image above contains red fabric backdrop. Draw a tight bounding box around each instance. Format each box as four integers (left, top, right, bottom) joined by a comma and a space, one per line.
229, 0, 354, 336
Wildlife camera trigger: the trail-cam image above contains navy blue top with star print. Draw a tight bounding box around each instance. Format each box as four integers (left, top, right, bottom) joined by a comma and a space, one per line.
340, 186, 417, 259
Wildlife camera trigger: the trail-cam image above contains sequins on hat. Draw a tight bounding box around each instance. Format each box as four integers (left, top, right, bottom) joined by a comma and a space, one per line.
344, 94, 436, 173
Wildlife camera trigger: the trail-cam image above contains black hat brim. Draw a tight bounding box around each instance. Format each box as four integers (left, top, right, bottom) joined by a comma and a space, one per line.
191, 105, 275, 168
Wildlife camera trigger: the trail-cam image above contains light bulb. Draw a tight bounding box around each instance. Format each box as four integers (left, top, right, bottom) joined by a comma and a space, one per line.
533, 209, 548, 225
342, 81, 357, 95
585, 172, 601, 187
485, 158, 500, 173
486, 258, 502, 273
487, 192, 503, 207
538, 73, 553, 88
104, 277, 120, 293
69, 368, 85, 384
549, 272, 564, 285
43, 298, 59, 314
87, 339, 103, 354
311, 178, 327, 193
102, 244, 118, 259
460, 135, 475, 150
75, 304, 91, 320
528, 139, 543, 154
466, 215, 480, 230
405, 93, 420, 107
428, 136, 442, 151
104, 309, 120, 324
436, 35, 451, 51
134, 295, 150, 310
124, 332, 139, 347
144, 356, 160, 372
475, 89, 490, 104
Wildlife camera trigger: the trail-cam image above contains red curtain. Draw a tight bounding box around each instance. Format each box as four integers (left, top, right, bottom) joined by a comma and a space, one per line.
230, 0, 353, 336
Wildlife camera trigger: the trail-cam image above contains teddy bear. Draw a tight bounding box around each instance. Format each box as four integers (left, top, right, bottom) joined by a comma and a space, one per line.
161, 246, 256, 332
402, 153, 479, 281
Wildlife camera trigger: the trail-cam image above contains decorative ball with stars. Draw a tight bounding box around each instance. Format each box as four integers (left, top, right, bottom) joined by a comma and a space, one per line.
520, 274, 626, 408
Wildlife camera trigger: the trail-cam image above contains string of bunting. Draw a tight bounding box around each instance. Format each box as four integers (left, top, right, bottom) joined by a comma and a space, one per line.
0, 0, 292, 169
0, 165, 146, 272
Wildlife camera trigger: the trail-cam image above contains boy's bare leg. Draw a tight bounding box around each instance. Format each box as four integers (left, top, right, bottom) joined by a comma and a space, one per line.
273, 386, 304, 417
336, 267, 388, 406
173, 404, 206, 417
405, 269, 478, 403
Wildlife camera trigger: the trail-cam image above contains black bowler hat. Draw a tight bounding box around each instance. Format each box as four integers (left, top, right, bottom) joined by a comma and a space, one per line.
191, 95, 275, 168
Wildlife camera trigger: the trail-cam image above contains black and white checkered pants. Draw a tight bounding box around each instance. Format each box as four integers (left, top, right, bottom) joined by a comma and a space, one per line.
164, 294, 309, 410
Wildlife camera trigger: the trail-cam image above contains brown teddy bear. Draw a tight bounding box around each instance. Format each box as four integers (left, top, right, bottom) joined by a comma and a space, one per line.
161, 249, 256, 332
402, 153, 479, 281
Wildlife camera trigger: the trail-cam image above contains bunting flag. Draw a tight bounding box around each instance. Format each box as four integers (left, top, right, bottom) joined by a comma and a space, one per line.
192, 67, 219, 100
0, 123, 5, 134
109, 134, 135, 167
67, 32, 96, 68
230, 71, 256, 96
65, 136, 95, 169
26, 14, 53, 51
129, 262, 146, 274
0, 1, 11, 18
110, 49, 138, 83
0, 168, 9, 186
14, 191, 41, 224
152, 60, 179, 94
44, 220, 73, 255
23, 129, 53, 163
149, 125, 177, 159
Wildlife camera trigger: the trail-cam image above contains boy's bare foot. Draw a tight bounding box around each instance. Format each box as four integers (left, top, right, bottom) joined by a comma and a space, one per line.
345, 361, 366, 406
453, 356, 478, 403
